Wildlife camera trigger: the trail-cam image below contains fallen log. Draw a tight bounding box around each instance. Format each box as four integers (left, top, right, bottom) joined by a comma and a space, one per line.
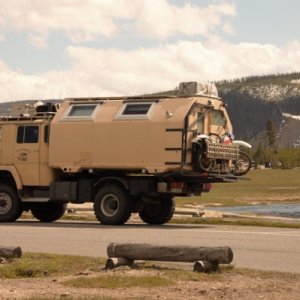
0, 246, 22, 259
107, 243, 233, 264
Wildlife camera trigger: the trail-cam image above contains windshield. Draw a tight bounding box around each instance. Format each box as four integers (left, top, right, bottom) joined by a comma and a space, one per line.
209, 109, 226, 127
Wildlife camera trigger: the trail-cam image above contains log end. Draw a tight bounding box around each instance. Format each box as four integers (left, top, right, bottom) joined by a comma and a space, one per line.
105, 257, 134, 270
193, 261, 219, 273
13, 247, 22, 258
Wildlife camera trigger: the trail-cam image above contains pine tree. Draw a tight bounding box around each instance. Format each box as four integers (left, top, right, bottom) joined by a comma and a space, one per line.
265, 120, 277, 149
254, 143, 266, 165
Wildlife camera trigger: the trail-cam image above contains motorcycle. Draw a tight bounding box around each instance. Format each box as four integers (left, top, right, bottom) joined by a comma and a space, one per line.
192, 132, 252, 176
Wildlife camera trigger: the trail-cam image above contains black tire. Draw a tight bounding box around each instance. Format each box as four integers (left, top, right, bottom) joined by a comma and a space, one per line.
31, 202, 66, 222
194, 149, 212, 172
0, 184, 22, 222
233, 151, 252, 176
139, 196, 175, 225
193, 141, 212, 172
94, 184, 132, 225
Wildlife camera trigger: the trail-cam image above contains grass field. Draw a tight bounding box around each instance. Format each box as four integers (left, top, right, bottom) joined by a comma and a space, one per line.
177, 169, 300, 206
1, 253, 300, 300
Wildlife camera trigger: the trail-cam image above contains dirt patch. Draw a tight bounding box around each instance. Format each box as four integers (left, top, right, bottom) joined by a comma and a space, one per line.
1, 266, 300, 300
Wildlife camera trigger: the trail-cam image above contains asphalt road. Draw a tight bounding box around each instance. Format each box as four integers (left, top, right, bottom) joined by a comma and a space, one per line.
1, 220, 300, 273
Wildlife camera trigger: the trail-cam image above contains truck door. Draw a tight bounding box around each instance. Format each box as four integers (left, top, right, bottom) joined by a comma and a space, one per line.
14, 124, 40, 186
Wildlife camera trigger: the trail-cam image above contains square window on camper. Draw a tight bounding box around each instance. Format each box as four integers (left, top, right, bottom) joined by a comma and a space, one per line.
116, 102, 154, 119
68, 105, 97, 117
62, 104, 100, 120
123, 103, 151, 115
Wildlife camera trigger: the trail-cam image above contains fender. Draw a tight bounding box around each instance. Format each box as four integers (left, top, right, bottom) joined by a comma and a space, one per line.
233, 140, 252, 149
192, 134, 210, 143
94, 176, 129, 191
0, 166, 23, 190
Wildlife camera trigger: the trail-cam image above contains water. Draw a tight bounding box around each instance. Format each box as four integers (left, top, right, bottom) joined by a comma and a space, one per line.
207, 203, 300, 219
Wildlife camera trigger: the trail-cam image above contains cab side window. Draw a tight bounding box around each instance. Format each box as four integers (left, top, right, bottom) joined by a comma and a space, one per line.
44, 125, 49, 143
17, 126, 39, 143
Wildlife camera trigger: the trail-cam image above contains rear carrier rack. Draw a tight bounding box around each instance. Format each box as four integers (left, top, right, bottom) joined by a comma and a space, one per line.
206, 143, 240, 160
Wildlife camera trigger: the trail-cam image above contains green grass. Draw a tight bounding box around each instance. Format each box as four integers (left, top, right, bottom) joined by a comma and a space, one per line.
64, 274, 174, 289
177, 169, 300, 207
170, 217, 300, 228
0, 253, 104, 279
2, 252, 300, 298
227, 267, 300, 281
63, 264, 300, 290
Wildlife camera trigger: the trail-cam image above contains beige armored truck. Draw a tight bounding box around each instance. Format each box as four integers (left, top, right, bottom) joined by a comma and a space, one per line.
0, 82, 249, 225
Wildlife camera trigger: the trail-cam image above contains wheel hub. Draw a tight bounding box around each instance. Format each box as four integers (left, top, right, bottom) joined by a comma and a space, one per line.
0, 193, 12, 215
101, 194, 119, 217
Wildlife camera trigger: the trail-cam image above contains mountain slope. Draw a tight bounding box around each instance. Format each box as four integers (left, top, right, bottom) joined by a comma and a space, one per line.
216, 72, 300, 146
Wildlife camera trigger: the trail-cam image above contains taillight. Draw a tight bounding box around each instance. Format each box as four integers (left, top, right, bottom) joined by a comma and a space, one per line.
170, 182, 184, 189
202, 183, 212, 192
170, 182, 185, 193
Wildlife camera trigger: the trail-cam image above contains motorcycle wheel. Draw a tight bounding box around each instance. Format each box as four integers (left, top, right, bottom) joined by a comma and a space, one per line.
233, 151, 251, 176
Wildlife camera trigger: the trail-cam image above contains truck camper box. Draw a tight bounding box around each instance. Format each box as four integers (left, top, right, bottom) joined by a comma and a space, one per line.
49, 82, 232, 174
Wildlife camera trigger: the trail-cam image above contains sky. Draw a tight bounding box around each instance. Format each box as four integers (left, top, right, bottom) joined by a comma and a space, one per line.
0, 0, 300, 102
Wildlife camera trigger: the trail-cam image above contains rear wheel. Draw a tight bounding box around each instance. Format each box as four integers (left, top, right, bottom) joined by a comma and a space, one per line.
31, 202, 66, 222
233, 151, 251, 176
94, 184, 132, 225
139, 196, 175, 225
0, 185, 22, 222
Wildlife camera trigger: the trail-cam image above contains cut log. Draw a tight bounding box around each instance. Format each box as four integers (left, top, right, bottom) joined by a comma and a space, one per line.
193, 261, 218, 273
107, 243, 233, 264
106, 257, 133, 269
0, 246, 22, 258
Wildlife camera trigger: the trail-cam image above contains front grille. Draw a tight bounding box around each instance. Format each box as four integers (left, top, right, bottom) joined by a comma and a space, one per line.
206, 142, 240, 160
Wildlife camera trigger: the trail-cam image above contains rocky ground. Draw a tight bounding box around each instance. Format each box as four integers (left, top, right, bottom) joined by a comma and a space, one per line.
1, 265, 300, 300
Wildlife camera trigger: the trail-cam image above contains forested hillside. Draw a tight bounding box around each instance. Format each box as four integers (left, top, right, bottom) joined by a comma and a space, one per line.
216, 72, 300, 147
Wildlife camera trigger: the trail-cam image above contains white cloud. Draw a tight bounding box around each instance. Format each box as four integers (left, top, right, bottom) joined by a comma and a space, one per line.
135, 1, 236, 39
222, 22, 236, 35
1, 39, 300, 102
0, 0, 236, 47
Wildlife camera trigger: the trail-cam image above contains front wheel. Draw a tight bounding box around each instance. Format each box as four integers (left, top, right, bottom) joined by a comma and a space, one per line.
31, 202, 66, 222
233, 151, 252, 176
139, 196, 175, 225
0, 185, 22, 222
94, 184, 132, 225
